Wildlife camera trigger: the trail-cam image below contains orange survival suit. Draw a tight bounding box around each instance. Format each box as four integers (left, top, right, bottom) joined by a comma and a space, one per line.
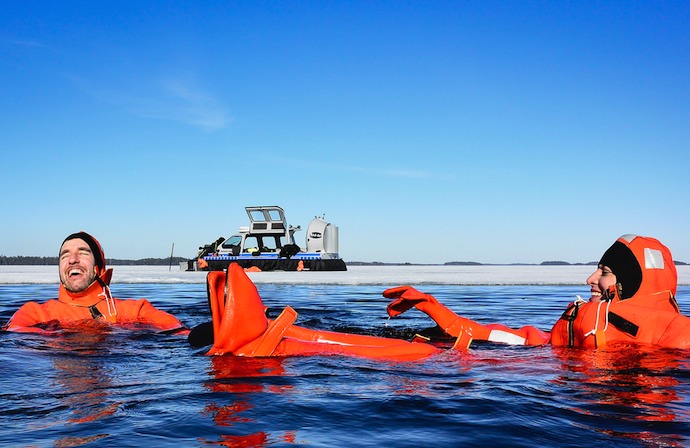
385, 235, 690, 349
4, 232, 184, 334
190, 263, 471, 360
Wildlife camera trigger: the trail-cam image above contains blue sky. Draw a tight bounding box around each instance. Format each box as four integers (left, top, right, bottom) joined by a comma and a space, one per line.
1, 1, 689, 264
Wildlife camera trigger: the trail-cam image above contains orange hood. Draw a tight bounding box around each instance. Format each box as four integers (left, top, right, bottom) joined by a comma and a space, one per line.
599, 234, 677, 304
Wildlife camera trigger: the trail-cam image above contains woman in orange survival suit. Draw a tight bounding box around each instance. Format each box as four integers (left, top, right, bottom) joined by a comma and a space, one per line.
384, 234, 690, 349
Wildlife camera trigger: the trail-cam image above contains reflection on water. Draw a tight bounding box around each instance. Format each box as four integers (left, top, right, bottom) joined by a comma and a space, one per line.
202, 356, 297, 446
1, 284, 690, 447
551, 346, 690, 446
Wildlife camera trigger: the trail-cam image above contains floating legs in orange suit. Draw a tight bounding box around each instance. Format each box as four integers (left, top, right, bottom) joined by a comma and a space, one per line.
201, 263, 472, 360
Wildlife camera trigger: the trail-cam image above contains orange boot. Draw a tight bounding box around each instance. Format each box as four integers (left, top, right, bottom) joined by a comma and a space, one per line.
206, 264, 270, 356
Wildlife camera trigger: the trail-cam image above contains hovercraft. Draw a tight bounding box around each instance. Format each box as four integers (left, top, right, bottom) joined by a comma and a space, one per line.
185, 206, 346, 272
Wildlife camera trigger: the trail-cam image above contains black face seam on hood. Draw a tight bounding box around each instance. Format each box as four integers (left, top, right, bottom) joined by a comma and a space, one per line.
599, 241, 642, 300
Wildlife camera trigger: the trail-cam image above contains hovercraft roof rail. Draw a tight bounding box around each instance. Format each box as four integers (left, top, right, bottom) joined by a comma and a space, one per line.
245, 205, 301, 237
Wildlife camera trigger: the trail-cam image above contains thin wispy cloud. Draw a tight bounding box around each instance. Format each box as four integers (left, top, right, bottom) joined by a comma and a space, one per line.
8, 38, 48, 49
155, 78, 231, 131
79, 76, 231, 131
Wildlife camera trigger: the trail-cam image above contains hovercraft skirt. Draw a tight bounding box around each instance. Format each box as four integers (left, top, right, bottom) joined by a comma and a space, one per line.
205, 258, 347, 272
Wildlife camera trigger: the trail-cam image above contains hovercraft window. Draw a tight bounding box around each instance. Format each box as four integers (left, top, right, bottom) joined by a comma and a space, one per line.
222, 235, 242, 249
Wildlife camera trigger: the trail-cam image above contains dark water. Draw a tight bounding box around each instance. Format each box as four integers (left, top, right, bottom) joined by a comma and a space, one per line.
1, 283, 690, 447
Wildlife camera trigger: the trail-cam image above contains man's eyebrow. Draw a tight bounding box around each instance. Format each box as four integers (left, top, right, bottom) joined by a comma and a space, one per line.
59, 245, 93, 256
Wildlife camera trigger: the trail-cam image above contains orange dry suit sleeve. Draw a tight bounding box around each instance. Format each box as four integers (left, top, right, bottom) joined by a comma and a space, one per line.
4, 301, 60, 333
384, 286, 550, 346
112, 298, 186, 332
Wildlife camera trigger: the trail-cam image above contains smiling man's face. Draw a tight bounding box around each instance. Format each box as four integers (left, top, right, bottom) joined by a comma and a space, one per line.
59, 238, 97, 293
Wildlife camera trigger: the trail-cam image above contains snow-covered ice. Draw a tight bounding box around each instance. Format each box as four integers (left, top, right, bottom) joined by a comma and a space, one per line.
2, 264, 689, 286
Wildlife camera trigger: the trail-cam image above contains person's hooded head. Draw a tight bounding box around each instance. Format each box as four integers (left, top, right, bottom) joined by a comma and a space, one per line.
58, 231, 110, 294
598, 234, 677, 301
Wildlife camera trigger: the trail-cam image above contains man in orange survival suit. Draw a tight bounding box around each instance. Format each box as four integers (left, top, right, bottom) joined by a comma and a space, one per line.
384, 234, 690, 349
4, 231, 185, 334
